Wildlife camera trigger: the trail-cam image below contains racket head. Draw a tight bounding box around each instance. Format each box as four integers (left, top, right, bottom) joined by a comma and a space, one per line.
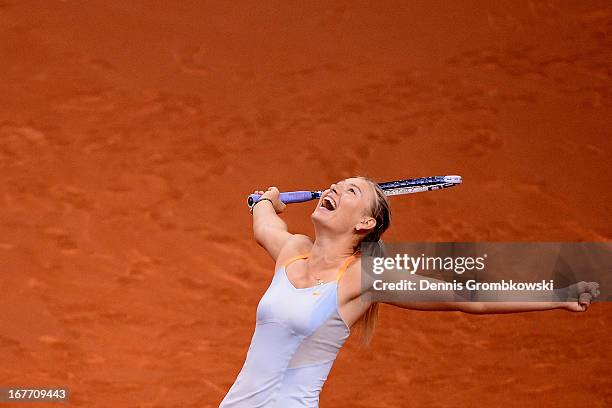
380, 175, 462, 196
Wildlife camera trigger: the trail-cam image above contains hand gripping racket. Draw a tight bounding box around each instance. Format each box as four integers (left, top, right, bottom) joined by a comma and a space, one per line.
247, 175, 462, 208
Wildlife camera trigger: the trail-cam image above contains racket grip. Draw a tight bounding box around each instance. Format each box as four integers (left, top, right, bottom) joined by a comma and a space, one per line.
247, 191, 314, 208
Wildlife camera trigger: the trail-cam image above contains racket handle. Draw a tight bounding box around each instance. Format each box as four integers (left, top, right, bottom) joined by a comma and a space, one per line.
247, 191, 315, 208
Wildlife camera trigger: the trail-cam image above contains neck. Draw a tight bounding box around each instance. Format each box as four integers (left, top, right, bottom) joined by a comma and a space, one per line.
308, 231, 357, 270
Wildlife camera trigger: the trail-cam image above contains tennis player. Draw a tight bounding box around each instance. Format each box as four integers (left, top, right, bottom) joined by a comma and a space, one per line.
219, 176, 598, 407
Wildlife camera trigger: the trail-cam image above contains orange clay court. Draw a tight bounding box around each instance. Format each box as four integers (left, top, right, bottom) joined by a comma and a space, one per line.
0, 1, 610, 407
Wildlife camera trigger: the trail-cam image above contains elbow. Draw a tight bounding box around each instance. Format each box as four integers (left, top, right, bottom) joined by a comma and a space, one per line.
462, 302, 486, 314
253, 225, 269, 245
253, 228, 265, 245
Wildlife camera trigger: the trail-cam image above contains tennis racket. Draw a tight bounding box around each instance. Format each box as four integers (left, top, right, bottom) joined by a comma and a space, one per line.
247, 175, 462, 208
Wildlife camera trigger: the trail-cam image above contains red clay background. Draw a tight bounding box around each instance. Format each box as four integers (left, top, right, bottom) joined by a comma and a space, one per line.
0, 1, 610, 407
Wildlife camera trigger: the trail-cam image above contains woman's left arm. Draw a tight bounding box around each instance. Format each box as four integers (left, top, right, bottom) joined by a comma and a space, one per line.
386, 300, 589, 314
377, 270, 600, 314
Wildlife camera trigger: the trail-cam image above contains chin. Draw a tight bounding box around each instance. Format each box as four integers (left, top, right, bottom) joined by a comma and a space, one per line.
311, 209, 323, 223
311, 207, 332, 225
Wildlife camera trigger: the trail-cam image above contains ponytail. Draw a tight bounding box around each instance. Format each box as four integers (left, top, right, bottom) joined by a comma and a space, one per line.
353, 177, 391, 346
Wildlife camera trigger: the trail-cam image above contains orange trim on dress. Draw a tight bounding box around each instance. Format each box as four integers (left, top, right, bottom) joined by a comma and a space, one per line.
335, 255, 359, 283
283, 254, 309, 268
283, 253, 359, 284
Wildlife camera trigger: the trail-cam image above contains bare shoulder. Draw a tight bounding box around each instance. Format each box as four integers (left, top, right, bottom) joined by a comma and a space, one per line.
274, 234, 313, 269
342, 256, 377, 297
338, 256, 374, 307
340, 257, 364, 290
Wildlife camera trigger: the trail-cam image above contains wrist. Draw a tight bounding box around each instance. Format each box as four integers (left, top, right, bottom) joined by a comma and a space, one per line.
261, 192, 277, 201
250, 198, 274, 214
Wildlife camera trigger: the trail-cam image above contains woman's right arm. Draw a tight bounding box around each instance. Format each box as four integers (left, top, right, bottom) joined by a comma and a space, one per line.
252, 187, 293, 261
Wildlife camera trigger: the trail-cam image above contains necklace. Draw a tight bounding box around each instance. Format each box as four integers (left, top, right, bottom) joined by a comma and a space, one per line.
310, 250, 360, 296
312, 278, 325, 296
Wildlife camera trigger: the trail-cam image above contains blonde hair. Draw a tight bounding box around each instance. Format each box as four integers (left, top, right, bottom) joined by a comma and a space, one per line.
353, 176, 391, 346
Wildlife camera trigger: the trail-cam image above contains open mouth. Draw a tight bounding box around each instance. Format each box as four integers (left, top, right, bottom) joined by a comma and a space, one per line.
320, 196, 337, 211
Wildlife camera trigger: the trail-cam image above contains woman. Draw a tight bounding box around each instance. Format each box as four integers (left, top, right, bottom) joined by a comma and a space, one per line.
220, 176, 597, 408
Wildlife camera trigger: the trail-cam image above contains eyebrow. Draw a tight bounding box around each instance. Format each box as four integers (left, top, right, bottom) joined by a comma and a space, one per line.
338, 180, 362, 193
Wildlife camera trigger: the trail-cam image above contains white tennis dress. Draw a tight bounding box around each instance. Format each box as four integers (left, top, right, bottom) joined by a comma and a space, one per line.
220, 254, 356, 407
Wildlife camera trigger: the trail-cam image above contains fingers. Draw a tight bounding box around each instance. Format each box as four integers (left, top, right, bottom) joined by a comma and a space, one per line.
578, 292, 592, 310
585, 282, 600, 299
253, 188, 278, 196
569, 281, 600, 304
256, 187, 278, 194
251, 187, 285, 213
566, 281, 600, 312
564, 301, 584, 312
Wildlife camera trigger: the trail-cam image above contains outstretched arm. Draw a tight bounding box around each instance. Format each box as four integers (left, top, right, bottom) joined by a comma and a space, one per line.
374, 268, 600, 314
388, 300, 588, 314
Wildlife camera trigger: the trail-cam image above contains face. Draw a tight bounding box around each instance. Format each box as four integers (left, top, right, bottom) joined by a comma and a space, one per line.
311, 177, 377, 236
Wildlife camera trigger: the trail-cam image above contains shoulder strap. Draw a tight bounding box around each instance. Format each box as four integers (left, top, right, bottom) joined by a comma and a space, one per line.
335, 255, 359, 283
283, 254, 309, 268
